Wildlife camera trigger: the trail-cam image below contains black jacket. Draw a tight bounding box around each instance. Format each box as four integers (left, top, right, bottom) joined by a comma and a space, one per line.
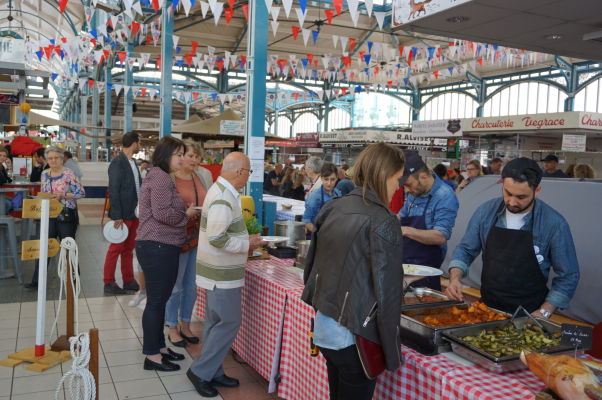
302, 187, 404, 371
108, 153, 142, 221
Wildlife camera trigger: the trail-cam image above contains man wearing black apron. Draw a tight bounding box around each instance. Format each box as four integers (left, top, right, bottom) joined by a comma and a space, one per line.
446, 158, 580, 319
399, 152, 459, 291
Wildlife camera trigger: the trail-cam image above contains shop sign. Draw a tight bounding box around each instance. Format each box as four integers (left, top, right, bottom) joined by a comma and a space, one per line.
413, 112, 602, 137
296, 132, 320, 148
562, 134, 586, 152
319, 130, 431, 145
0, 38, 25, 64
0, 94, 18, 104
219, 120, 245, 135
392, 0, 472, 27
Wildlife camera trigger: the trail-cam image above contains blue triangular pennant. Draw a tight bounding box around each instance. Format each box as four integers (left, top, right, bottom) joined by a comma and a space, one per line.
367, 41, 373, 53
211, 93, 218, 101
51, 73, 58, 81
299, 0, 307, 13
311, 30, 319, 45
427, 47, 435, 60
176, 46, 182, 54
364, 54, 371, 65
301, 58, 309, 68
90, 29, 98, 39
36, 50, 43, 61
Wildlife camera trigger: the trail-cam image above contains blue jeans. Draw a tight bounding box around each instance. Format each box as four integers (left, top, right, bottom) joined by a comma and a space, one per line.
165, 247, 198, 326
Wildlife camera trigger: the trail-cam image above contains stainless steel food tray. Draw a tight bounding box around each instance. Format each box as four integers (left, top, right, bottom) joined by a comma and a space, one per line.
442, 317, 586, 373
401, 287, 463, 311
399, 303, 509, 356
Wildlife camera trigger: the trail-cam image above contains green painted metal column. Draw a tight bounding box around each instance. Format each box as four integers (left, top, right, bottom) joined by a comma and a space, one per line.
244, 0, 268, 224
160, 1, 174, 137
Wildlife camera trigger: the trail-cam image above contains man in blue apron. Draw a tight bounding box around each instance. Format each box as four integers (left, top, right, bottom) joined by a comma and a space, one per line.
399, 152, 459, 291
445, 158, 580, 318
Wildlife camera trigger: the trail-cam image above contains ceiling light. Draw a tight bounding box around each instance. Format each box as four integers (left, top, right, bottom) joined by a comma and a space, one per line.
446, 16, 469, 23
545, 34, 563, 40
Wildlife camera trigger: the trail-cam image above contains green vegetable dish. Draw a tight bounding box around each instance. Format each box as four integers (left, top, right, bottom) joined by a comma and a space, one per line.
245, 217, 263, 235
460, 324, 562, 358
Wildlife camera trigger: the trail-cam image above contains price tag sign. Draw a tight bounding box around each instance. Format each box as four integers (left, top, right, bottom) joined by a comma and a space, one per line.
21, 238, 61, 260
560, 323, 593, 349
22, 198, 63, 219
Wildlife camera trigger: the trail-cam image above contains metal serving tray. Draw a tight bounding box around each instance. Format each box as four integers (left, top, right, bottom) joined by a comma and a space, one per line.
399, 303, 509, 356
401, 287, 464, 311
442, 317, 586, 374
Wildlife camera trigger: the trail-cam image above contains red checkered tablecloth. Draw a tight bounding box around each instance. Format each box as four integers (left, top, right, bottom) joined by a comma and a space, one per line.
277, 292, 557, 400
194, 256, 303, 383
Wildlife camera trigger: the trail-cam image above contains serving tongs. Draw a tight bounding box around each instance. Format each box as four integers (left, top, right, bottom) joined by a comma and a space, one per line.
503, 305, 553, 336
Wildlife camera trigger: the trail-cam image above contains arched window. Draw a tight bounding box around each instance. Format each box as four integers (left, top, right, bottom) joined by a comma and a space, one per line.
273, 116, 292, 138
294, 113, 319, 134
419, 92, 477, 120
574, 77, 602, 112
352, 93, 411, 127
484, 82, 567, 116
328, 108, 351, 130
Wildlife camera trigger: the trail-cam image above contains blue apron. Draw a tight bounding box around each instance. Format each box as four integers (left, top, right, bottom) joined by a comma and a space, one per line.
400, 195, 444, 290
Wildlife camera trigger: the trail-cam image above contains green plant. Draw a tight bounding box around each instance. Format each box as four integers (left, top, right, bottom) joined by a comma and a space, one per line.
245, 216, 263, 235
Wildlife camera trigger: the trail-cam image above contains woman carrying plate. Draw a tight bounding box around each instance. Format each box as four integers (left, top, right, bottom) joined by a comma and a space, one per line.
25, 146, 85, 289
302, 143, 405, 400
166, 140, 211, 347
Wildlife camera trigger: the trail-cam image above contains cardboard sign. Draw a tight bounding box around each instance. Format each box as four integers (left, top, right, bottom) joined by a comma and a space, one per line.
21, 199, 63, 219
560, 323, 593, 349
21, 238, 61, 260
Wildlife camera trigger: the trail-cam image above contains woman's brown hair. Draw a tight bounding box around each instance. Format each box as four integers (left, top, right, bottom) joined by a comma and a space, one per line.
467, 159, 483, 176
352, 143, 405, 204
574, 163, 595, 179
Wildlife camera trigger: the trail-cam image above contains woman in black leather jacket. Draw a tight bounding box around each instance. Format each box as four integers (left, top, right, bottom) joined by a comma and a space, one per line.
302, 143, 405, 400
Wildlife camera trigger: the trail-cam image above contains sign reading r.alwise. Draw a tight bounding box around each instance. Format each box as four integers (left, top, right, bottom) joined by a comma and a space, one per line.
412, 111, 602, 137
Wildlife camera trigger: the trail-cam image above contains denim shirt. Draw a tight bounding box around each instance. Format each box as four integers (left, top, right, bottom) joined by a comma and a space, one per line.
399, 175, 459, 255
313, 311, 355, 350
449, 198, 580, 309
302, 186, 341, 224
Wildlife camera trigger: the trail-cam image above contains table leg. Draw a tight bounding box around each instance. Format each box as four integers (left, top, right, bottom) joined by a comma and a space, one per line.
0, 228, 15, 279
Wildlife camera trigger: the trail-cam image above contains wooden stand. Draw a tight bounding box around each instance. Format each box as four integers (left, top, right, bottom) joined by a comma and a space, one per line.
89, 328, 99, 400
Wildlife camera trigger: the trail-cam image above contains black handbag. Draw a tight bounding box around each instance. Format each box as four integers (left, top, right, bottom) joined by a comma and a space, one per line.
56, 207, 76, 223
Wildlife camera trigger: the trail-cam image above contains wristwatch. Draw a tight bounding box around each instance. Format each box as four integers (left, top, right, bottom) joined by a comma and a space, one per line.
538, 308, 552, 319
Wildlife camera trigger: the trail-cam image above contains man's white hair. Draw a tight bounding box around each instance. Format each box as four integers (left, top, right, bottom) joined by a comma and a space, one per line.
305, 157, 323, 174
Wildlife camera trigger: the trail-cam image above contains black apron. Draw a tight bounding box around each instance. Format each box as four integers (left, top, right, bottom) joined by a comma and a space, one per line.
400, 195, 444, 291
481, 201, 548, 314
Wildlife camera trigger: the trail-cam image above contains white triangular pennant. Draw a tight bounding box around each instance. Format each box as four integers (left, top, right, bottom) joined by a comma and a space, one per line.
332, 35, 339, 49
282, 0, 293, 18
264, 0, 273, 12
295, 8, 307, 26
270, 6, 280, 22
212, 2, 224, 25
173, 35, 180, 50
302, 29, 311, 47
200, 1, 209, 17
340, 36, 348, 50
365, 0, 373, 17
270, 20, 279, 37
132, 2, 143, 16
348, 0, 359, 27
374, 12, 386, 31
114, 84, 123, 95
181, 0, 192, 16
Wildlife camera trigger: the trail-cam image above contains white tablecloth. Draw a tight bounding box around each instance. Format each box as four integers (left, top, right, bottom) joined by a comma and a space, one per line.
263, 194, 305, 221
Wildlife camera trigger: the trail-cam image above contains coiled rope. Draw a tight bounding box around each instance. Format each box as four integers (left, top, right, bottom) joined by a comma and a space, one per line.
55, 333, 96, 400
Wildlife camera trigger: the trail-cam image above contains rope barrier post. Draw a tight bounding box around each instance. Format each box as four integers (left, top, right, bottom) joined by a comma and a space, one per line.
89, 328, 99, 400
35, 198, 50, 357
66, 251, 74, 338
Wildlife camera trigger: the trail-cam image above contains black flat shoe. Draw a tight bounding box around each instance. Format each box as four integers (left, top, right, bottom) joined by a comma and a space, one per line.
186, 369, 219, 398
144, 357, 180, 372
24, 282, 38, 289
161, 347, 185, 361
210, 374, 240, 388
180, 330, 199, 344
168, 335, 186, 348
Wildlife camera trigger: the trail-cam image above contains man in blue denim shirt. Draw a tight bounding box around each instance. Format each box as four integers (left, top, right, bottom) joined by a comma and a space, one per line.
446, 158, 579, 318
399, 152, 459, 290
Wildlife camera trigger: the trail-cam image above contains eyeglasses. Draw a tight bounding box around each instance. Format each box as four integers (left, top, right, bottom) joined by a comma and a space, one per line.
47, 157, 62, 161
240, 168, 253, 174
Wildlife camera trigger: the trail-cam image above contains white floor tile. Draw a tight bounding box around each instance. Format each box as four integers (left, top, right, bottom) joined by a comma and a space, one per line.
12, 372, 63, 395
99, 382, 118, 400
0, 377, 10, 396
160, 373, 196, 394
134, 395, 170, 400
105, 349, 143, 367
114, 377, 168, 399
11, 389, 66, 400
106, 364, 158, 383
0, 328, 18, 340
94, 319, 133, 330
170, 391, 224, 400
101, 338, 142, 353
99, 328, 138, 341
0, 338, 16, 352
94, 311, 129, 322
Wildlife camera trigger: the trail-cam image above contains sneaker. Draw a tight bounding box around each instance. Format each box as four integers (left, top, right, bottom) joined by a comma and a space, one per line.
123, 281, 140, 291
104, 282, 127, 295
128, 291, 146, 307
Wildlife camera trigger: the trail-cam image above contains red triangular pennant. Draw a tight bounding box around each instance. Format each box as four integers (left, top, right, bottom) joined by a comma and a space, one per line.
131, 22, 140, 37
59, 0, 68, 13
224, 8, 234, 24
324, 9, 334, 24
292, 26, 300, 40
242, 4, 249, 22
117, 51, 127, 64
333, 0, 342, 16
88, 79, 95, 89
348, 38, 356, 52
228, 0, 235, 9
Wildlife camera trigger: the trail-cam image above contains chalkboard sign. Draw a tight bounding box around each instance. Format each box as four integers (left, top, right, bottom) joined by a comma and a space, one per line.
560, 323, 593, 349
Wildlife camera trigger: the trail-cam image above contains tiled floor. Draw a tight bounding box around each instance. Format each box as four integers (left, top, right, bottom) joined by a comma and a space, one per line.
0, 199, 281, 400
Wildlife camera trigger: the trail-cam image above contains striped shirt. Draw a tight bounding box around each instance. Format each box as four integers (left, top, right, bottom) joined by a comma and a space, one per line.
196, 177, 249, 290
